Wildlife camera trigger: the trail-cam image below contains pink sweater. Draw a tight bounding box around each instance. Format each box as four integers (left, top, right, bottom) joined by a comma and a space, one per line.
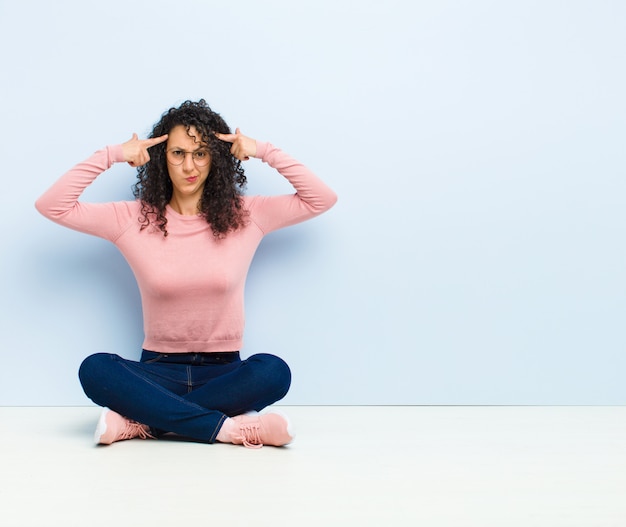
35, 142, 337, 353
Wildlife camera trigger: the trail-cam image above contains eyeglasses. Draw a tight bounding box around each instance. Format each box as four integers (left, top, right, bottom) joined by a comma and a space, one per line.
166, 149, 211, 167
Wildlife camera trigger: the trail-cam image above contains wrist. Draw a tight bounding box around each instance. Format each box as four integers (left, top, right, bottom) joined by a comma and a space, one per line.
255, 141, 268, 160
109, 144, 126, 164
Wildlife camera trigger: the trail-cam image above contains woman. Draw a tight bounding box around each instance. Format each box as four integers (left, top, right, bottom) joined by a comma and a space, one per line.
35, 100, 337, 448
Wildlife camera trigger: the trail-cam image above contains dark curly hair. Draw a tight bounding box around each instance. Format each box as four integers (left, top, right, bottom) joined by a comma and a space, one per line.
132, 99, 248, 237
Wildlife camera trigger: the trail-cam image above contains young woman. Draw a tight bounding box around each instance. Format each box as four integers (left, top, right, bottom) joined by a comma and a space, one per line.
35, 100, 337, 448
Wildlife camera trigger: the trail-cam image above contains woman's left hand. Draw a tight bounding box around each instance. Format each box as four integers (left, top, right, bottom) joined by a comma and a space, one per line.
215, 128, 257, 161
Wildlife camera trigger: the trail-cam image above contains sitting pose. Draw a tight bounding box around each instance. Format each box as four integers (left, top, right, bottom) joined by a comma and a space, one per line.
35, 100, 337, 448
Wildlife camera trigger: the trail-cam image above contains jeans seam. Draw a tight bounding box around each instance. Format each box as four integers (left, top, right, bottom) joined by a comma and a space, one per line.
115, 358, 224, 441
186, 365, 193, 394
116, 359, 207, 411
211, 414, 228, 443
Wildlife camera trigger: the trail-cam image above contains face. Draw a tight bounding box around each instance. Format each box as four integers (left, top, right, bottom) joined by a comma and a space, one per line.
165, 125, 211, 202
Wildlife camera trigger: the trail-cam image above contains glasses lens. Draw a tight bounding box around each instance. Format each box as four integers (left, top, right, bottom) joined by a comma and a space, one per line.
167, 150, 185, 166
193, 151, 210, 167
166, 150, 210, 166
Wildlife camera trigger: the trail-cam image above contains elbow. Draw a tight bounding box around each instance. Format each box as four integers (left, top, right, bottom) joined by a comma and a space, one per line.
34, 195, 56, 220
319, 190, 338, 213
328, 190, 338, 209
307, 194, 337, 216
34, 197, 46, 216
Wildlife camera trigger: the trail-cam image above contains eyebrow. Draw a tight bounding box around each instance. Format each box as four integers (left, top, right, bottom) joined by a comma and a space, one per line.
168, 145, 209, 151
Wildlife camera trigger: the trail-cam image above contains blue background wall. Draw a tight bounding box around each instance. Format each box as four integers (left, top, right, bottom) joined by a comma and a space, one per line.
1, 0, 625, 405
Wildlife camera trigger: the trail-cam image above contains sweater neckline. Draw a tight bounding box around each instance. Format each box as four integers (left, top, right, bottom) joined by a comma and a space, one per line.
165, 204, 204, 221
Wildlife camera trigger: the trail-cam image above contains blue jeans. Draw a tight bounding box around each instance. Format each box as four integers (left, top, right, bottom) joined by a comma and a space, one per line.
78, 350, 291, 443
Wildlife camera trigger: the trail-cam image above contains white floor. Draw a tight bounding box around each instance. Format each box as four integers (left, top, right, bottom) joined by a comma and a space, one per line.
1, 406, 625, 527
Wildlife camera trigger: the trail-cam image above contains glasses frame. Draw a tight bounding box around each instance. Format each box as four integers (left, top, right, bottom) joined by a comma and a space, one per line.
166, 148, 211, 167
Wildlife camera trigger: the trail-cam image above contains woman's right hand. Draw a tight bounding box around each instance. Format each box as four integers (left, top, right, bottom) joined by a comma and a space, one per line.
122, 133, 169, 167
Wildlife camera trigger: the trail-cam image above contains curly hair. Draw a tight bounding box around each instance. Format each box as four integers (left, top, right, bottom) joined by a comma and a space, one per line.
132, 99, 248, 238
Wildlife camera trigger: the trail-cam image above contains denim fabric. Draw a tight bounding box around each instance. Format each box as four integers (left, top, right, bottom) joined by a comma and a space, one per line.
78, 350, 291, 443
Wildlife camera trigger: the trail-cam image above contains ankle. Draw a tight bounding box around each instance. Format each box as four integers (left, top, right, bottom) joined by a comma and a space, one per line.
216, 417, 236, 443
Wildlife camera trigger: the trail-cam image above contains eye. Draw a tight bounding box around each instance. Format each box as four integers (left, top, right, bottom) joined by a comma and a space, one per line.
171, 149, 185, 158
194, 150, 209, 159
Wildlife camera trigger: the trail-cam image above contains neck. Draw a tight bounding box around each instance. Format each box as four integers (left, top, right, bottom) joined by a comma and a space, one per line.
169, 195, 201, 216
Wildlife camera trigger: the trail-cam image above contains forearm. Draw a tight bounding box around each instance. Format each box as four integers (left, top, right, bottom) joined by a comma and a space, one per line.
34, 145, 133, 239
35, 145, 125, 221
256, 141, 337, 214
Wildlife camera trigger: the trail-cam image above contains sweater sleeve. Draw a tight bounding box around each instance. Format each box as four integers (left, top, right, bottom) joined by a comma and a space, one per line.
247, 141, 338, 234
35, 145, 137, 241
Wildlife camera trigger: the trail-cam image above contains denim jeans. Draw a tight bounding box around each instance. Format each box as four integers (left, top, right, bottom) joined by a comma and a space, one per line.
78, 350, 291, 443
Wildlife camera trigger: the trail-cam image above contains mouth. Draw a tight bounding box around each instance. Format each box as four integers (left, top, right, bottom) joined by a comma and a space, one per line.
185, 176, 199, 183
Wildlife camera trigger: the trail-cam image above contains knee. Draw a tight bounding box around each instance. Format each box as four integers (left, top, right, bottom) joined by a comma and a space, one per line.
79, 352, 110, 379
78, 352, 116, 395
249, 353, 291, 397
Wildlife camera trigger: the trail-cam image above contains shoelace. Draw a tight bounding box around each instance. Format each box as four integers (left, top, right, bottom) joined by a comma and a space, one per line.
118, 420, 153, 441
237, 424, 264, 449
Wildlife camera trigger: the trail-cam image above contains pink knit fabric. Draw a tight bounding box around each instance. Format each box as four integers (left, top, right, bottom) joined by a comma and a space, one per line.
36, 142, 337, 353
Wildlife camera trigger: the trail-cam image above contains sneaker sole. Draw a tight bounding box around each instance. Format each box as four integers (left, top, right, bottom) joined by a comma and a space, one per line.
94, 407, 111, 445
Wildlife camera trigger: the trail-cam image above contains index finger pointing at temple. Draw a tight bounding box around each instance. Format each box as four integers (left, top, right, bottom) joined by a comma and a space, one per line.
145, 134, 169, 148
214, 132, 236, 143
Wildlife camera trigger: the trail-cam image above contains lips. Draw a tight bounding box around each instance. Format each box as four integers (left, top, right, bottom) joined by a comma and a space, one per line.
186, 176, 198, 183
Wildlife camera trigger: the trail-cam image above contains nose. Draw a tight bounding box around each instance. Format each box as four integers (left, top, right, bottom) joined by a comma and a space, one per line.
182, 152, 195, 171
